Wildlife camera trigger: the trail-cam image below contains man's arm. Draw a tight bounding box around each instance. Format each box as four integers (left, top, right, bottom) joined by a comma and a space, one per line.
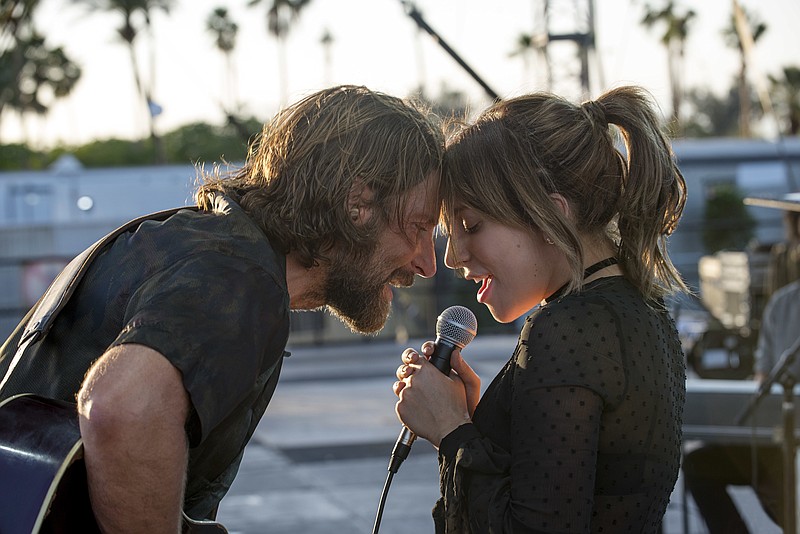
77, 343, 190, 534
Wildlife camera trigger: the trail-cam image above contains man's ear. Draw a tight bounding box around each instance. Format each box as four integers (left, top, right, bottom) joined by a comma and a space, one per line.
348, 180, 375, 225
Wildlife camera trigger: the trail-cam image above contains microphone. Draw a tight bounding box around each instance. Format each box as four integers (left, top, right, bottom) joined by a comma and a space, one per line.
388, 305, 478, 473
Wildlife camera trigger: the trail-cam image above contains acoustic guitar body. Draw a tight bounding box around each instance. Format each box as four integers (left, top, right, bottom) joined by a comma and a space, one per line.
0, 394, 226, 534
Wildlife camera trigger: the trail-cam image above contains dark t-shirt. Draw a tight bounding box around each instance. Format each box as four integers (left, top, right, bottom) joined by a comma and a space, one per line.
434, 276, 685, 533
0, 194, 290, 519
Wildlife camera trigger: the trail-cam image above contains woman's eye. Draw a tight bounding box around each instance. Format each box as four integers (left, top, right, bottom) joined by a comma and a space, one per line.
462, 220, 480, 234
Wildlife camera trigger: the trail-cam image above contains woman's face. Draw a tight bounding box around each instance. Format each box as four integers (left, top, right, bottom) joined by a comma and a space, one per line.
444, 206, 570, 323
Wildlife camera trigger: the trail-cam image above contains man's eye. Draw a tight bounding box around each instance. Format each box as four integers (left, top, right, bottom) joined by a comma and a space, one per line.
415, 223, 431, 235
408, 223, 431, 240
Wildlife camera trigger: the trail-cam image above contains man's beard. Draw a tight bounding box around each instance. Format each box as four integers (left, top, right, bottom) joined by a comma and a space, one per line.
324, 250, 416, 334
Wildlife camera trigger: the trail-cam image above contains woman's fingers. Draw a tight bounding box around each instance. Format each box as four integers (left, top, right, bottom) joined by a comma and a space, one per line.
393, 341, 435, 405
396, 362, 419, 380
451, 349, 482, 417
401, 348, 420, 364
394, 353, 425, 396
392, 380, 405, 396
451, 350, 479, 385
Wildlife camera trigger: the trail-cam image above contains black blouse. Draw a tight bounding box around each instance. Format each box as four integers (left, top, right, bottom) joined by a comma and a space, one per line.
434, 276, 685, 533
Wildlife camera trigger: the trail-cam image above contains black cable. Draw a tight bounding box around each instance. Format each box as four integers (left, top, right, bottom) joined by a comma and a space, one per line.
373, 429, 413, 532
372, 470, 394, 534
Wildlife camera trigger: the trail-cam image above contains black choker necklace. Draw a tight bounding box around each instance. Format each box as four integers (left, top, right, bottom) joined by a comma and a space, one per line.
544, 257, 618, 304
582, 257, 618, 278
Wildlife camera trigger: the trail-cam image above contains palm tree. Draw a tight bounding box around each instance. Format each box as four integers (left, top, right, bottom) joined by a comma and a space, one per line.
71, 0, 174, 161
509, 33, 543, 89
683, 84, 759, 138
722, 5, 767, 137
206, 7, 239, 111
319, 28, 333, 86
641, 1, 696, 134
0, 0, 81, 144
1, 0, 37, 48
769, 66, 800, 136
248, 0, 312, 107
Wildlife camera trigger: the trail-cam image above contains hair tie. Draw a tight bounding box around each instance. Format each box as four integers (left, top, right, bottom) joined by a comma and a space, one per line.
580, 100, 607, 127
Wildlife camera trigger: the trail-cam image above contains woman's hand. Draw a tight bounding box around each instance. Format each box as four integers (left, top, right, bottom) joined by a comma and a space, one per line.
392, 342, 481, 447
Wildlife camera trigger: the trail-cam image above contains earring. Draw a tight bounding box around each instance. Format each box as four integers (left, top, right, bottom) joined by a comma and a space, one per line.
545, 236, 554, 245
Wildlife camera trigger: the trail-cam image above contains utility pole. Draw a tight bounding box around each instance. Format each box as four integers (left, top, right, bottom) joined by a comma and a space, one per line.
531, 0, 602, 100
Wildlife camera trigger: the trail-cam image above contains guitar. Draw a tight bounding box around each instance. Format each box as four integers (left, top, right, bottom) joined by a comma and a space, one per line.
0, 394, 227, 534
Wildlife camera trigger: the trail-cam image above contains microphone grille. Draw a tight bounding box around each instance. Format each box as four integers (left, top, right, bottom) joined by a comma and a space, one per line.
436, 306, 478, 348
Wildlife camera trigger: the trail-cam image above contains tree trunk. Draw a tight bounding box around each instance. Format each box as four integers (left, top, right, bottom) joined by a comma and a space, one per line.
739, 60, 751, 137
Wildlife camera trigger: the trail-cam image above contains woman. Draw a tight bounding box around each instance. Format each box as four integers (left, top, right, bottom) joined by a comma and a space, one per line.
393, 86, 688, 533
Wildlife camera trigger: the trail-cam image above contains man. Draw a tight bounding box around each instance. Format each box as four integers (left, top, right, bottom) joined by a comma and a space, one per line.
763, 196, 800, 296
0, 85, 444, 532
683, 194, 800, 533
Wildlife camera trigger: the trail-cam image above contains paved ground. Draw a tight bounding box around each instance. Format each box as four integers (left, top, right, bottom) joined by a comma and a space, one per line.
215, 334, 784, 534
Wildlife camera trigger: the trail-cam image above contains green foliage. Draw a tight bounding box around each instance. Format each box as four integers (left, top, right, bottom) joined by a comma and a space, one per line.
0, 143, 52, 170
682, 84, 762, 138
722, 5, 767, 51
72, 138, 156, 167
702, 183, 757, 253
2, 0, 81, 119
641, 1, 696, 45
0, 116, 263, 170
207, 7, 238, 53
683, 87, 741, 137
162, 120, 257, 165
769, 65, 800, 135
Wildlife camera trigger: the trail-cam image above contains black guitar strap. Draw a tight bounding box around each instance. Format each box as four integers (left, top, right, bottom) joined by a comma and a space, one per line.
0, 206, 199, 395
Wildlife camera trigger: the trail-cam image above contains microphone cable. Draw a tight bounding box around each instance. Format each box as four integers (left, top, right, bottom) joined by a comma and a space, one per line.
372, 470, 394, 534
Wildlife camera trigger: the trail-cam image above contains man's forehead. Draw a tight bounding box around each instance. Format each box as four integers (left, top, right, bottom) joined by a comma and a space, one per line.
404, 175, 440, 222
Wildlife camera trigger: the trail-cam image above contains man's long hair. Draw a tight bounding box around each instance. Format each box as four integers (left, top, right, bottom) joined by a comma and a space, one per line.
197, 85, 444, 268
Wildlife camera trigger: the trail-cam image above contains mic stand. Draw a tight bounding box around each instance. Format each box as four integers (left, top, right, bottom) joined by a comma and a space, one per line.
736, 334, 800, 534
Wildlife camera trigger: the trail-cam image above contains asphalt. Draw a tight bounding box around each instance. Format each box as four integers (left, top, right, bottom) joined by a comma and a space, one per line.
214, 334, 784, 534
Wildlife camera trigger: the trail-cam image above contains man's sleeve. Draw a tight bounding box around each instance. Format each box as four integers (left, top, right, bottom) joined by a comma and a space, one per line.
111, 251, 288, 445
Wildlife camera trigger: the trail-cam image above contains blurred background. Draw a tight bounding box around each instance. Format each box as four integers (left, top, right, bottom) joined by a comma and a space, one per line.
1, 0, 799, 379
3, 3, 800, 531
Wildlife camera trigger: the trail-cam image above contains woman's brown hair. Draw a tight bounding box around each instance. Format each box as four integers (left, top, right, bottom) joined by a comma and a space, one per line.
442, 86, 687, 300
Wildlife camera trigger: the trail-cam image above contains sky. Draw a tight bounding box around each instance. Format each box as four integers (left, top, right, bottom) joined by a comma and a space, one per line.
3, 0, 799, 148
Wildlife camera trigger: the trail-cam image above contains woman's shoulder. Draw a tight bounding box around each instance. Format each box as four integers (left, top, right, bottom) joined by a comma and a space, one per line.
535, 277, 633, 318
521, 292, 615, 346
554, 276, 657, 314
515, 283, 629, 402
520, 277, 650, 349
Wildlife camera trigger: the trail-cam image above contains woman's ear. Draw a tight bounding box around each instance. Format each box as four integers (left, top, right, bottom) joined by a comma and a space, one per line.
549, 193, 571, 218
347, 180, 375, 225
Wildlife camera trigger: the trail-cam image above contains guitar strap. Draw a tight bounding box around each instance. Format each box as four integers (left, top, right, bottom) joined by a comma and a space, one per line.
0, 206, 199, 395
